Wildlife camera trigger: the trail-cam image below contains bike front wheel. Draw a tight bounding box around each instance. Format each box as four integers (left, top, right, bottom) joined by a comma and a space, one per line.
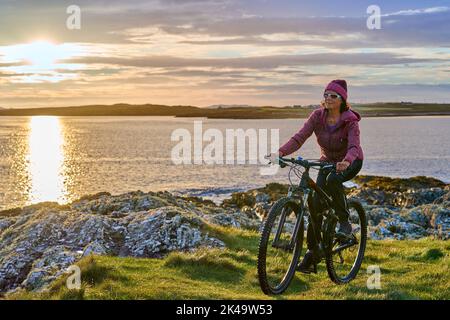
258, 197, 304, 295
324, 199, 367, 284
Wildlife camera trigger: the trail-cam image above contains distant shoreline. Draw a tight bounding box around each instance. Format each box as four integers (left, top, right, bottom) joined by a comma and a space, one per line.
172, 112, 450, 120
1, 112, 449, 120
0, 103, 449, 119
0, 113, 449, 119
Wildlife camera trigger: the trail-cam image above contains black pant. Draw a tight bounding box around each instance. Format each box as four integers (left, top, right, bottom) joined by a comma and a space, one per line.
306, 159, 363, 250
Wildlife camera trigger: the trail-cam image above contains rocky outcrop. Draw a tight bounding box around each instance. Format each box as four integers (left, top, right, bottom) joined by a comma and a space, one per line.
0, 176, 448, 294
351, 177, 449, 240
350, 176, 447, 208
0, 191, 232, 294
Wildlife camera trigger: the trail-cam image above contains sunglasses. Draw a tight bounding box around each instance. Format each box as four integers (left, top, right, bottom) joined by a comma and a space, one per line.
323, 93, 341, 99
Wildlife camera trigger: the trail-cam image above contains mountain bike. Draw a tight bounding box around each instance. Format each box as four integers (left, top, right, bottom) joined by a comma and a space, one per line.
257, 156, 367, 295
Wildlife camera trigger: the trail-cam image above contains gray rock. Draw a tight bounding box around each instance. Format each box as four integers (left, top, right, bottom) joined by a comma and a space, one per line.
21, 269, 49, 291
22, 245, 79, 291
348, 186, 446, 208
369, 217, 428, 240
429, 206, 450, 240
433, 186, 450, 205
399, 204, 450, 239
400, 207, 431, 228
254, 192, 270, 203
82, 241, 109, 257
0, 218, 15, 236
239, 206, 259, 220
366, 207, 391, 226
123, 207, 224, 257
203, 210, 261, 230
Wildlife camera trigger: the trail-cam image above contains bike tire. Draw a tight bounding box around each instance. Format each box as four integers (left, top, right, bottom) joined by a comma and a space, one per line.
324, 199, 367, 284
257, 197, 304, 295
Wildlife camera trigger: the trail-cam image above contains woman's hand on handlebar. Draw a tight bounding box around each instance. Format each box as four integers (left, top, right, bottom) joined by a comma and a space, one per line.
264, 152, 286, 165
336, 160, 350, 173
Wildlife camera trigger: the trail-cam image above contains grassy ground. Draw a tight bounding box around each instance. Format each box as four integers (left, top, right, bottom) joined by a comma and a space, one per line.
8, 224, 450, 300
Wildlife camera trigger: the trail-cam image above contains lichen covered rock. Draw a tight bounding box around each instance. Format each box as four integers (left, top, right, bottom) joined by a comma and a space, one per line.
0, 192, 228, 294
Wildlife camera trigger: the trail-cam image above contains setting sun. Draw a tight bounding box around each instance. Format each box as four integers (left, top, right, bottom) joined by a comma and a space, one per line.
1, 40, 81, 70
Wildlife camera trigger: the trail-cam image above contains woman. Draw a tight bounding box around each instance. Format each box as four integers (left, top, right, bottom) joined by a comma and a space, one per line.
278, 79, 364, 273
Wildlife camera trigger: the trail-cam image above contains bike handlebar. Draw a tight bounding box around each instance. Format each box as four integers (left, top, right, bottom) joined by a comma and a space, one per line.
277, 156, 336, 170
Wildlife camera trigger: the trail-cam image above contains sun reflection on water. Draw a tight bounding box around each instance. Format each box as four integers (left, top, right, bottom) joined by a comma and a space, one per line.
27, 116, 68, 204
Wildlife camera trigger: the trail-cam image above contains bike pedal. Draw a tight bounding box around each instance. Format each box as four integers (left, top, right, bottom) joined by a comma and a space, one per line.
296, 262, 317, 274
296, 267, 315, 274
338, 234, 357, 246
336, 232, 353, 241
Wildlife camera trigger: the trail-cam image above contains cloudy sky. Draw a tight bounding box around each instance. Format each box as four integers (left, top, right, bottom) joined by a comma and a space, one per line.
0, 0, 449, 108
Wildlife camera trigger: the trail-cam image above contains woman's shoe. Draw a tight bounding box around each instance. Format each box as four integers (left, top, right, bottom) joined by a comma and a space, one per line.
296, 250, 319, 274
336, 220, 354, 244
338, 220, 352, 235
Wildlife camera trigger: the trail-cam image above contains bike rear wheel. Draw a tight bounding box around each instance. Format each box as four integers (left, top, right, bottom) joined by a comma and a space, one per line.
324, 199, 367, 284
258, 197, 304, 295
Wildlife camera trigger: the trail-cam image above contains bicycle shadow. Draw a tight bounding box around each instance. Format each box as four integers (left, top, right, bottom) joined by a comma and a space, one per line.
285, 276, 311, 295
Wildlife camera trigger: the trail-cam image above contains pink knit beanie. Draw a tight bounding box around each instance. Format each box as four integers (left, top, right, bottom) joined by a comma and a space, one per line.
325, 79, 348, 100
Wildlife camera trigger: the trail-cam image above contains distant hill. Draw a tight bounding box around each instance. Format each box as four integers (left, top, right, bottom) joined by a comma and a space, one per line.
207, 104, 258, 109
0, 102, 448, 118
0, 104, 200, 117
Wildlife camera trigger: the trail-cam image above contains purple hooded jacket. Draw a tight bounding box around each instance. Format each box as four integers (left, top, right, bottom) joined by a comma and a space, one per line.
279, 107, 364, 164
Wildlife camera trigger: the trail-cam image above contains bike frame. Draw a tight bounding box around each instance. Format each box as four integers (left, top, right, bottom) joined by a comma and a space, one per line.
272, 158, 351, 253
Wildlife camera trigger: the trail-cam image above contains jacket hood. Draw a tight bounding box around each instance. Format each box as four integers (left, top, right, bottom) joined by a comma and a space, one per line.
340, 109, 361, 122
317, 107, 361, 129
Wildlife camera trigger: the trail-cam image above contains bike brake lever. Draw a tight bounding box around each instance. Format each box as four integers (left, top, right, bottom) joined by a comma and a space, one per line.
276, 157, 287, 168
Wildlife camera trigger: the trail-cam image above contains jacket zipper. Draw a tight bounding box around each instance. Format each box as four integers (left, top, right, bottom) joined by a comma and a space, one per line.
328, 128, 333, 162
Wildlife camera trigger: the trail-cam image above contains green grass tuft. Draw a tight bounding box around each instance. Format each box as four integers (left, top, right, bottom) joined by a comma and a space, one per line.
164, 249, 243, 273
422, 248, 445, 261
